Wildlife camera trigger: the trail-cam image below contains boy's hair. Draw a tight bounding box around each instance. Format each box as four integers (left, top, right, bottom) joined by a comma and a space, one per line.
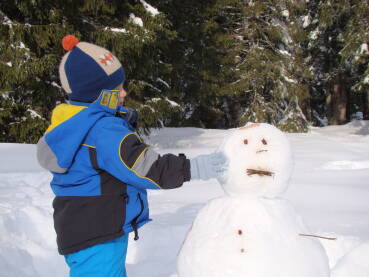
59, 35, 125, 103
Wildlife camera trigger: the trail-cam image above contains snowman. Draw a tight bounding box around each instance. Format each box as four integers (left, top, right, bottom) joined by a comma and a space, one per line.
178, 123, 330, 277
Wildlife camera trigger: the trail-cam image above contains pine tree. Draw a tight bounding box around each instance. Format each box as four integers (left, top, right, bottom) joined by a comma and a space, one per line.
150, 0, 237, 128
0, 0, 178, 143
305, 0, 369, 125
218, 0, 311, 132
339, 1, 369, 119
2, 0, 367, 143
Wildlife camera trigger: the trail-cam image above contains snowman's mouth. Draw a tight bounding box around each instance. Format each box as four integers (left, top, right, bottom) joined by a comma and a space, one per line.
246, 169, 274, 177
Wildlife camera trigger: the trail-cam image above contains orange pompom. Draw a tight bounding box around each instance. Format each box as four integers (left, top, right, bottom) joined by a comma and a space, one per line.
62, 35, 79, 51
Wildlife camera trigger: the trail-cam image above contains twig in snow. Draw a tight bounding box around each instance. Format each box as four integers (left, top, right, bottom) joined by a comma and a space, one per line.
299, 234, 337, 240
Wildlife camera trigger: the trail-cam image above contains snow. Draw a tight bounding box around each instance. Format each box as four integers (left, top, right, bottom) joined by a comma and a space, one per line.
156, 78, 170, 88
310, 29, 320, 40
283, 75, 297, 83
322, 160, 369, 170
5, 62, 12, 67
140, 0, 160, 16
165, 98, 180, 107
51, 81, 61, 89
331, 242, 369, 277
151, 98, 163, 102
26, 109, 42, 119
302, 15, 311, 28
364, 75, 369, 84
150, 97, 180, 107
129, 14, 144, 27
104, 27, 128, 33
10, 42, 28, 51
146, 83, 162, 92
19, 42, 26, 49
282, 10, 290, 19
1, 122, 369, 276
359, 43, 368, 55
278, 49, 291, 56
2, 15, 14, 27
8, 41, 31, 64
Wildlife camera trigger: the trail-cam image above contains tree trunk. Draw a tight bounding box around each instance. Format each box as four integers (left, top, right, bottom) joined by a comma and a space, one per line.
300, 98, 313, 122
363, 92, 369, 120
326, 72, 348, 125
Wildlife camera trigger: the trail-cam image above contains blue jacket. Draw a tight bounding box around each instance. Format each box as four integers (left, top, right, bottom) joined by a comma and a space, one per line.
37, 90, 191, 255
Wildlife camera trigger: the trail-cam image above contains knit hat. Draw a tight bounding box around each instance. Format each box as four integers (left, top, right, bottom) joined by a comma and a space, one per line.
59, 35, 125, 103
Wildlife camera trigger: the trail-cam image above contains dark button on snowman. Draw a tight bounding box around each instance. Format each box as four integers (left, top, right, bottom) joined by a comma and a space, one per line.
178, 123, 330, 277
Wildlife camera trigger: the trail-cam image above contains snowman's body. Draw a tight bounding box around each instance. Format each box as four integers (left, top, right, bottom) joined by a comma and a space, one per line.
178, 123, 330, 277
178, 197, 330, 277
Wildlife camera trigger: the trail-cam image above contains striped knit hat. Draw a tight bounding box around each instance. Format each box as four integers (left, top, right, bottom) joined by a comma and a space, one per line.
59, 35, 125, 103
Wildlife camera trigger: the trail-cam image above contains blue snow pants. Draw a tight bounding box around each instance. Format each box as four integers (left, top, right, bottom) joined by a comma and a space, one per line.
64, 234, 128, 277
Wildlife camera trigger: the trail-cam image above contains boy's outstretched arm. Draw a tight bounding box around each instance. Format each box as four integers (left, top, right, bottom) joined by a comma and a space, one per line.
119, 132, 191, 189
95, 125, 191, 190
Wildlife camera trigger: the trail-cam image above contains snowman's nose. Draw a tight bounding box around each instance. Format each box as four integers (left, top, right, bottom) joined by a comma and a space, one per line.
256, 149, 268, 153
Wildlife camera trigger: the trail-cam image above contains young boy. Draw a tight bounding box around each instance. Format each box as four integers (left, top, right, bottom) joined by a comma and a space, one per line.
36, 35, 226, 277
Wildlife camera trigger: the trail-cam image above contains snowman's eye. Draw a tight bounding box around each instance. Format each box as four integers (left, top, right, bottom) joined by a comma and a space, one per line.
243, 139, 248, 145
262, 138, 267, 145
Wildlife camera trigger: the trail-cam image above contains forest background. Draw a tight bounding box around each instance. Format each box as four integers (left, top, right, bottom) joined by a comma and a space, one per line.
0, 0, 368, 143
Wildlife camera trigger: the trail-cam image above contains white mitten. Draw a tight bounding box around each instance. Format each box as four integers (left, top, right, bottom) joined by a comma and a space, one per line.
190, 152, 228, 180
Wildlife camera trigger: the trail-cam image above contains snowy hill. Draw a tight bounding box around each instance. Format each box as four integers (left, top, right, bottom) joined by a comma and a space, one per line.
1, 122, 369, 277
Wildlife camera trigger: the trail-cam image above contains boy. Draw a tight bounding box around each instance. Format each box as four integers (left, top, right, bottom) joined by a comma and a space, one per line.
37, 35, 226, 277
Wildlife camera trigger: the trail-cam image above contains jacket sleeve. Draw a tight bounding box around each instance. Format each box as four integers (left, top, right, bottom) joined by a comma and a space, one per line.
96, 127, 191, 190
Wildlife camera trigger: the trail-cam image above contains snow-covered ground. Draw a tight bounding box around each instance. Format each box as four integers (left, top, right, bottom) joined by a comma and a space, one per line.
1, 121, 369, 277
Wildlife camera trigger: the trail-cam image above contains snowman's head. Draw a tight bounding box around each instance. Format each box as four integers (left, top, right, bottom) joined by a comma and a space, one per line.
217, 123, 293, 198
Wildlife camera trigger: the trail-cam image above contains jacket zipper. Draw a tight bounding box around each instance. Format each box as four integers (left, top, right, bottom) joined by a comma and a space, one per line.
131, 193, 144, 240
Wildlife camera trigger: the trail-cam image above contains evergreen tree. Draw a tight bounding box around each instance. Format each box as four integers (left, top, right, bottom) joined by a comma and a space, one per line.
339, 0, 369, 119
0, 0, 178, 143
1, 0, 368, 143
219, 0, 311, 132
305, 0, 369, 125
150, 0, 237, 128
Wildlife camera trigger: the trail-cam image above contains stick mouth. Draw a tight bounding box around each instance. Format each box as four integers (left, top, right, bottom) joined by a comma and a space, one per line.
246, 169, 274, 177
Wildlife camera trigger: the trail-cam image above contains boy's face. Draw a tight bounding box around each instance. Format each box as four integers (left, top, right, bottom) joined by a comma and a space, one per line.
115, 83, 127, 106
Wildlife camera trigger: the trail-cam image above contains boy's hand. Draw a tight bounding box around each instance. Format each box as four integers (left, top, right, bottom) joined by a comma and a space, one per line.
90, 89, 120, 114
190, 152, 228, 181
